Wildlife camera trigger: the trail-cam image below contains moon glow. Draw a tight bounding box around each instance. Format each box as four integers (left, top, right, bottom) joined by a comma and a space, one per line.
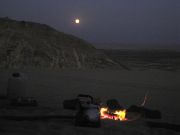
75, 19, 80, 24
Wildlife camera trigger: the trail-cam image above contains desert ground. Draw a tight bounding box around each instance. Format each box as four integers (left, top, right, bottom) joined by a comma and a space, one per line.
0, 50, 180, 135
0, 69, 180, 135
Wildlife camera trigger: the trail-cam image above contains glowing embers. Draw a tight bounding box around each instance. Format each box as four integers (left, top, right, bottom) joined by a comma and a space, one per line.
100, 107, 127, 121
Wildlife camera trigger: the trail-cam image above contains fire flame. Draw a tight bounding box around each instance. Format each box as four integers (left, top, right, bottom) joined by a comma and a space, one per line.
100, 107, 127, 121
114, 110, 127, 121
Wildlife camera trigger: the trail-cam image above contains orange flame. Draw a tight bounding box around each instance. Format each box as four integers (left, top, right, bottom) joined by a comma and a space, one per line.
100, 107, 127, 121
114, 110, 127, 121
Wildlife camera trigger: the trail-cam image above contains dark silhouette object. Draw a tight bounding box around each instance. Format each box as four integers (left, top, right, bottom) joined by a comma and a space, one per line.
63, 94, 96, 110
6, 72, 38, 107
106, 99, 123, 111
10, 97, 38, 107
7, 72, 27, 99
77, 94, 94, 103
75, 107, 101, 128
12, 72, 20, 77
147, 121, 180, 132
127, 105, 161, 119
74, 94, 101, 128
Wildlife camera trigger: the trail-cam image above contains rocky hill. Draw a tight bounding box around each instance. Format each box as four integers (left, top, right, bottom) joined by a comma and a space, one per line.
0, 17, 120, 69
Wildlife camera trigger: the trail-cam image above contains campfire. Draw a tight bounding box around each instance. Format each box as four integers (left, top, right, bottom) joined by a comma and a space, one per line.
61, 94, 163, 129
100, 107, 127, 121
99, 92, 150, 121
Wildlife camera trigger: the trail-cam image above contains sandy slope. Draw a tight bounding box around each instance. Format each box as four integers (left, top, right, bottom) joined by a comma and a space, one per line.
0, 69, 180, 134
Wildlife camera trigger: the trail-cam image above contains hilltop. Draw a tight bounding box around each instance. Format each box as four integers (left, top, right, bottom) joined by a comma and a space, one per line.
0, 17, 119, 69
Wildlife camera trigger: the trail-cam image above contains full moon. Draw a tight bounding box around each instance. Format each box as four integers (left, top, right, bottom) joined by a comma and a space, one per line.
75, 19, 80, 24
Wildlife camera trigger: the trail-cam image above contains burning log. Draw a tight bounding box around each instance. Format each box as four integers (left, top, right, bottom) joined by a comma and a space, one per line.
100, 99, 127, 121
100, 107, 127, 121
127, 105, 161, 119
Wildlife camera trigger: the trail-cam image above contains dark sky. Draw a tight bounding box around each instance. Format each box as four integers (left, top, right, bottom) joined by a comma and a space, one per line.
0, 0, 179, 48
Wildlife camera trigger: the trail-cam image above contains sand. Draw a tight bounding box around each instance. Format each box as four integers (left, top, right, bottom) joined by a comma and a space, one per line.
0, 69, 180, 134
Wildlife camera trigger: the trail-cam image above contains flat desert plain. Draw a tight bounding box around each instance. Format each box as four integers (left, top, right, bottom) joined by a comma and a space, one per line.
0, 69, 180, 135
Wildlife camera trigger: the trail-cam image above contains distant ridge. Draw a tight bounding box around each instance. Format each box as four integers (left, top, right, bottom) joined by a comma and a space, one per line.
94, 43, 180, 50
0, 17, 122, 69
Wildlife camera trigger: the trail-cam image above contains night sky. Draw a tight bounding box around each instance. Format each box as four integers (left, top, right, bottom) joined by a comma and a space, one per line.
0, 0, 179, 48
